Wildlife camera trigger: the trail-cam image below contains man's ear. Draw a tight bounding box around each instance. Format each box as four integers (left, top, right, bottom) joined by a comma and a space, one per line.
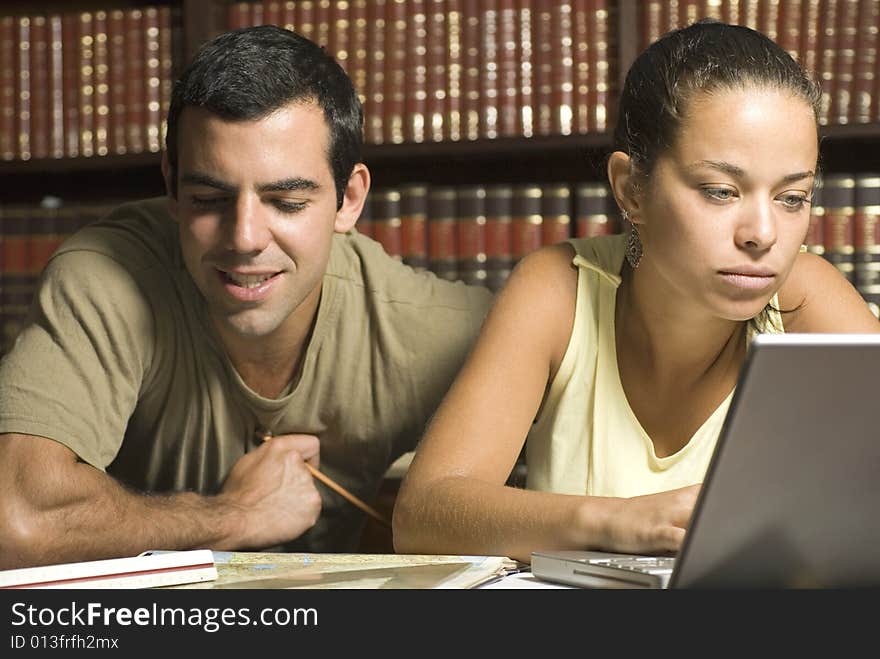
161, 151, 179, 219
607, 151, 642, 224
334, 163, 370, 234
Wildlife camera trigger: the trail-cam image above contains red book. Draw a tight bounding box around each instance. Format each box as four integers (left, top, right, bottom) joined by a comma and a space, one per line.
296, 0, 316, 41
541, 183, 572, 245
15, 16, 31, 160
125, 8, 145, 154
740, 0, 760, 30
678, 1, 700, 27
821, 173, 856, 282
400, 183, 429, 271
0, 15, 15, 160
426, 0, 447, 142
405, 0, 427, 143
497, 0, 519, 137
831, 0, 858, 125
456, 185, 489, 285
641, 1, 664, 51
347, 0, 369, 114
445, 0, 463, 141
107, 9, 127, 154
572, 0, 589, 134
249, 1, 264, 25
371, 188, 404, 259
228, 2, 251, 29
428, 187, 459, 281
816, 0, 839, 125
27, 202, 62, 278
511, 184, 543, 261
461, 0, 481, 140
314, 0, 331, 51
757, 0, 780, 42
78, 12, 96, 157
364, 0, 386, 144
574, 181, 615, 237
281, 1, 296, 29
516, 0, 535, 137
48, 14, 64, 159
480, 0, 500, 139
262, 0, 282, 26
329, 0, 349, 71
777, 0, 802, 62
853, 174, 880, 307
853, 0, 879, 124
589, 0, 611, 133
144, 7, 161, 152
92, 10, 110, 156
485, 183, 513, 291
800, 0, 821, 80
29, 15, 50, 161
384, 0, 406, 144
532, 0, 553, 137
61, 13, 79, 158
721, 0, 741, 26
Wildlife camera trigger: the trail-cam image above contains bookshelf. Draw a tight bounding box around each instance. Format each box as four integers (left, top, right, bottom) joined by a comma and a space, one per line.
2, 0, 880, 343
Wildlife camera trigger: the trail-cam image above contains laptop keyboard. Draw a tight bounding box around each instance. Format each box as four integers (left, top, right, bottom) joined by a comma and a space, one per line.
585, 555, 676, 576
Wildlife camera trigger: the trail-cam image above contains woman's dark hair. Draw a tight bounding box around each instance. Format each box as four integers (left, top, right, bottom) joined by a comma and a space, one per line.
613, 19, 821, 183
165, 25, 363, 208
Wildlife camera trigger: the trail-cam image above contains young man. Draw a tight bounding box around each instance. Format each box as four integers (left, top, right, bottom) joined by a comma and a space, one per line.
0, 26, 492, 568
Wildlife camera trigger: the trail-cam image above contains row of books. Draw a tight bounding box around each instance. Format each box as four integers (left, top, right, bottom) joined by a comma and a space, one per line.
0, 5, 177, 162
228, 0, 617, 143
640, 0, 880, 126
0, 173, 877, 353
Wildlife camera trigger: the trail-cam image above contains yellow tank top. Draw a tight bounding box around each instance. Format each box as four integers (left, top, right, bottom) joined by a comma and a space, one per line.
525, 234, 785, 496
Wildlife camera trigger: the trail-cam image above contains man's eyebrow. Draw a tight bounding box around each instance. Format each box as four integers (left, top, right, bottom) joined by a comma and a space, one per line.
179, 172, 236, 193
687, 160, 815, 183
257, 177, 321, 193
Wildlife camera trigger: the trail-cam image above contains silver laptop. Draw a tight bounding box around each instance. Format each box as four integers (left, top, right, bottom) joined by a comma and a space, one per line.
532, 333, 880, 589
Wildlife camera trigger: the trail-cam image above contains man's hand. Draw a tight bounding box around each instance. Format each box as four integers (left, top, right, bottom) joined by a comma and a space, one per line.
218, 433, 322, 549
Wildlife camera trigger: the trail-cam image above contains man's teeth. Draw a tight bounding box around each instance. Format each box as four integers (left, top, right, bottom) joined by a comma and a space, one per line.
225, 272, 274, 288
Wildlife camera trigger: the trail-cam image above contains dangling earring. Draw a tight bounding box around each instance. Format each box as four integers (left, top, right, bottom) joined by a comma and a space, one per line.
621, 209, 642, 269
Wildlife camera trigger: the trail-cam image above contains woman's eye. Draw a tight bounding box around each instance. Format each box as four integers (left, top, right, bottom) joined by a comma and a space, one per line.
779, 194, 809, 211
702, 187, 736, 201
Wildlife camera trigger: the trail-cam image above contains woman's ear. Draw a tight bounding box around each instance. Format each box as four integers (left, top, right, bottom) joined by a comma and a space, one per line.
607, 151, 642, 223
334, 163, 371, 233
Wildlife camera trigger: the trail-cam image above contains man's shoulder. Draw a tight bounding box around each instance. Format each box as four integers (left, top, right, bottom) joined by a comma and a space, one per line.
54, 196, 178, 271
327, 230, 494, 314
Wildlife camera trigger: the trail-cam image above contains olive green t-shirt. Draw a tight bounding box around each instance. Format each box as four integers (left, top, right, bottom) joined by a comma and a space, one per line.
0, 197, 493, 552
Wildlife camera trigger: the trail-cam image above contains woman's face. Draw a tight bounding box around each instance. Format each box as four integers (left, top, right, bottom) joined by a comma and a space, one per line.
634, 86, 818, 322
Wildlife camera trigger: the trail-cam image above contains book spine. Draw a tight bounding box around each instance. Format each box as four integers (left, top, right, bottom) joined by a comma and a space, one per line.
262, 0, 282, 27
806, 181, 825, 256
574, 181, 615, 237
296, 0, 316, 41
852, 0, 878, 124
456, 184, 489, 285
817, 0, 839, 125
330, 0, 350, 71
740, 0, 760, 30
485, 183, 513, 291
371, 188, 403, 259
700, 0, 723, 21
406, 0, 427, 143
758, 0, 780, 43
27, 203, 60, 279
541, 183, 572, 245
641, 0, 664, 51
511, 183, 543, 261
384, 0, 406, 144
679, 0, 700, 26
48, 14, 64, 159
15, 16, 31, 160
78, 12, 95, 157
228, 2, 251, 29
800, 0, 821, 80
365, 0, 386, 144
532, 0, 552, 136
446, 0, 463, 141
93, 10, 110, 157
497, 0, 519, 137
400, 183, 429, 271
249, 1, 264, 26
461, 0, 481, 140
125, 8, 145, 154
107, 10, 126, 154
777, 0, 802, 62
854, 174, 880, 311
480, 0, 500, 139
281, 1, 296, 29
30, 15, 50, 160
550, 1, 574, 136
572, 0, 589, 134
590, 0, 610, 133
144, 7, 162, 153
426, 0, 447, 142
832, 0, 858, 125
721, 0, 740, 26
0, 15, 15, 160
428, 187, 459, 281
349, 0, 370, 115
315, 0, 331, 51
822, 173, 856, 282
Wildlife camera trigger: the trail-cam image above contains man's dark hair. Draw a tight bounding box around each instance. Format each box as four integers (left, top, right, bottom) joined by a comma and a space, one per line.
165, 25, 363, 207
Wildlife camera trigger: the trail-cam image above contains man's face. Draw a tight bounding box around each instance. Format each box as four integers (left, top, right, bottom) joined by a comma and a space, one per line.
168, 103, 345, 343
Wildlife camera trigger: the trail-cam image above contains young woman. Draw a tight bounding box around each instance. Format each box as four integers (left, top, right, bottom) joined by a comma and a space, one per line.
392, 20, 880, 563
